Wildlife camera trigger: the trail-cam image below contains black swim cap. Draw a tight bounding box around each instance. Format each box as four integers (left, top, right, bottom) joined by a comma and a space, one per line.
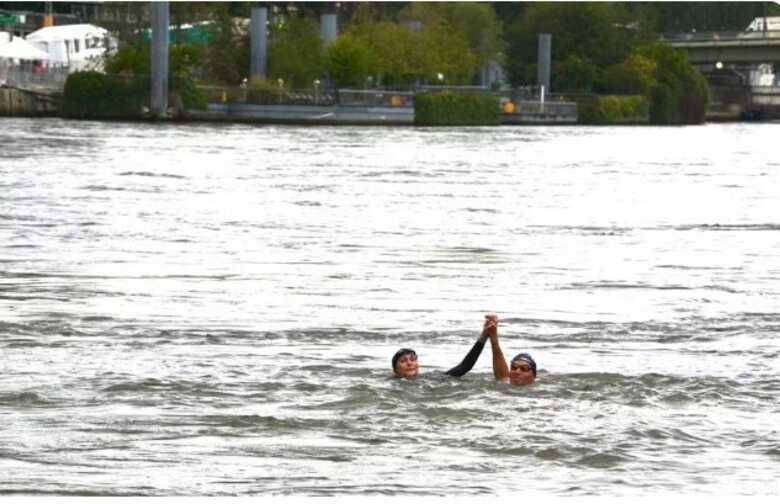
511, 353, 537, 377
392, 348, 417, 371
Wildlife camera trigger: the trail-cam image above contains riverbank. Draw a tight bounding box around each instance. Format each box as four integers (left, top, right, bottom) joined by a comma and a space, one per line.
1, 86, 764, 124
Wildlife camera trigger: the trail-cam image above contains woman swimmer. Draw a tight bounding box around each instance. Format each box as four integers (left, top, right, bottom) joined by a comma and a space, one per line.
391, 316, 494, 379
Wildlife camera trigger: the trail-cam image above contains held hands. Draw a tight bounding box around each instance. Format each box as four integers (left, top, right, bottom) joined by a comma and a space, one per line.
481, 313, 498, 342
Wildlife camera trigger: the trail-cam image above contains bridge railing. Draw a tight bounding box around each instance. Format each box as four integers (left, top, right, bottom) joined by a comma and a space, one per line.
662, 30, 780, 42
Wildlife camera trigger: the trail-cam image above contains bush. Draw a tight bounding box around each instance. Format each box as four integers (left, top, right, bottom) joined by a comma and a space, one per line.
61, 71, 146, 119
577, 95, 649, 125
414, 91, 500, 126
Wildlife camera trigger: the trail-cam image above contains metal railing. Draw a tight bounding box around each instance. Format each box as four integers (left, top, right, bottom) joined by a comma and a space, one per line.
338, 89, 414, 107
199, 85, 336, 106
0, 62, 69, 91
513, 101, 578, 116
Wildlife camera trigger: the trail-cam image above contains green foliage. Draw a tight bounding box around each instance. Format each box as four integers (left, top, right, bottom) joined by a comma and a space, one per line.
553, 55, 600, 93
602, 53, 658, 95
104, 45, 150, 76
99, 43, 208, 113
268, 15, 324, 89
504, 2, 654, 89
398, 2, 504, 69
203, 4, 249, 85
344, 16, 478, 87
577, 95, 649, 125
325, 35, 375, 88
418, 21, 477, 84
414, 91, 500, 126
61, 71, 146, 119
638, 43, 710, 124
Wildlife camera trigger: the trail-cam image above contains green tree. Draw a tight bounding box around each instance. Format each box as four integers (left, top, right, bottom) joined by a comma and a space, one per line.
504, 2, 652, 89
398, 2, 504, 70
602, 52, 657, 95
553, 55, 599, 93
325, 34, 376, 88
418, 20, 477, 84
268, 15, 325, 88
200, 3, 249, 85
347, 20, 416, 87
638, 43, 709, 124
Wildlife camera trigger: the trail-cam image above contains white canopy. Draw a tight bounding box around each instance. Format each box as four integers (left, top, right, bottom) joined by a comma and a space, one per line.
0, 36, 50, 60
26, 23, 109, 43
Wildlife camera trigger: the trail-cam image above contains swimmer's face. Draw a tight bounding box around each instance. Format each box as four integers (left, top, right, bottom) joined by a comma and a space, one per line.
509, 360, 535, 385
394, 353, 419, 379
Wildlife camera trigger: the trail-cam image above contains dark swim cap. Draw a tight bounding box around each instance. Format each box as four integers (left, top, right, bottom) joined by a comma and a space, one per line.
392, 348, 417, 371
511, 353, 537, 377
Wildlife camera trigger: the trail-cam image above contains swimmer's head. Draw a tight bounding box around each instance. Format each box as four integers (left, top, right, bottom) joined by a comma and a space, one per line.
509, 353, 536, 385
392, 348, 419, 379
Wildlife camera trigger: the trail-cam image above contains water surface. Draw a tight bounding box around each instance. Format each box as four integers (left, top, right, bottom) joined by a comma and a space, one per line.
1, 119, 778, 496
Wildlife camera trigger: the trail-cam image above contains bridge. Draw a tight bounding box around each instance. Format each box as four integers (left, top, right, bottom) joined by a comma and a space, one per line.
664, 30, 780, 120
665, 30, 780, 65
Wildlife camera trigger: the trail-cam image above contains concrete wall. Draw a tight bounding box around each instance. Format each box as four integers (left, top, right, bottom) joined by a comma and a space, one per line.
0, 88, 58, 116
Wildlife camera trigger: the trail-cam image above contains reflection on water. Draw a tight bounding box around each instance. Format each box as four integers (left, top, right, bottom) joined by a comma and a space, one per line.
0, 118, 778, 496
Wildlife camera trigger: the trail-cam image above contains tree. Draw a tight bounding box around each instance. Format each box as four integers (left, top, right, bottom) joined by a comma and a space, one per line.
325, 34, 376, 88
202, 3, 249, 85
602, 52, 657, 95
638, 43, 709, 124
398, 2, 504, 70
268, 15, 324, 89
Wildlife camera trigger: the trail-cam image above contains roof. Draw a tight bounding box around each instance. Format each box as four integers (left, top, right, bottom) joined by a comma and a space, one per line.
0, 36, 50, 60
26, 23, 109, 42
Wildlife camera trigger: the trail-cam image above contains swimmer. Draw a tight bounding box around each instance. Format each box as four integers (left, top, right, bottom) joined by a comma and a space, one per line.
391, 316, 495, 379
485, 314, 537, 385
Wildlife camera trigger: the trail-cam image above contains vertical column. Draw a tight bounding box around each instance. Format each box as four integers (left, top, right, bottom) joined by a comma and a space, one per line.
151, 1, 169, 117
537, 33, 551, 93
320, 7, 337, 46
250, 5, 268, 80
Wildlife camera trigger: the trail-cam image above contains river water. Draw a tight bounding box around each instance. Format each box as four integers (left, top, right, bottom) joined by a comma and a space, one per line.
1, 118, 778, 496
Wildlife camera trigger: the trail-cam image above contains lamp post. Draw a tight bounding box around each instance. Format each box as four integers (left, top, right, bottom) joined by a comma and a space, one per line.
277, 78, 284, 104
313, 79, 320, 105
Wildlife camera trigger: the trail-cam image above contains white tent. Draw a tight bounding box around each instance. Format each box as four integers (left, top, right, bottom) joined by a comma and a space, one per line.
0, 36, 51, 60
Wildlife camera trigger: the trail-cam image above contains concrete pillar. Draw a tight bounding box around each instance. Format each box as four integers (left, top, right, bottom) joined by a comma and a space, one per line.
320, 12, 337, 46
151, 1, 170, 116
537, 33, 551, 93
250, 5, 268, 81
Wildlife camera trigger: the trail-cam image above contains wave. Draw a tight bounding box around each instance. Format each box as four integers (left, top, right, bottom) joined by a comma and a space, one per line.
118, 171, 186, 179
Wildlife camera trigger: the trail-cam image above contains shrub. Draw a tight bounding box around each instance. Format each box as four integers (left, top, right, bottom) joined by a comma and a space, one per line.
61, 71, 146, 119
578, 95, 649, 125
414, 91, 500, 126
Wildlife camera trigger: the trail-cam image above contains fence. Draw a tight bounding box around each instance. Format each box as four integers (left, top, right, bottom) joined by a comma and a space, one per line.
199, 85, 337, 106
198, 84, 577, 117
337, 89, 414, 107
0, 61, 69, 91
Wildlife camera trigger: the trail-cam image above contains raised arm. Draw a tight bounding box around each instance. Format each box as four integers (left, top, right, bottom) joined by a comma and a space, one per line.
487, 315, 509, 382
444, 317, 491, 377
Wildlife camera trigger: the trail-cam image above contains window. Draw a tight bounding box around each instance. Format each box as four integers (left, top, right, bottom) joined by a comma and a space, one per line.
74, 39, 80, 52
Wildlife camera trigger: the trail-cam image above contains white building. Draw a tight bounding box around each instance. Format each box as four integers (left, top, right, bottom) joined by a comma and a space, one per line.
25, 23, 117, 71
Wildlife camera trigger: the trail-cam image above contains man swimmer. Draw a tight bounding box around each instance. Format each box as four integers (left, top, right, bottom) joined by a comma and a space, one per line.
391, 316, 495, 379
485, 314, 537, 385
